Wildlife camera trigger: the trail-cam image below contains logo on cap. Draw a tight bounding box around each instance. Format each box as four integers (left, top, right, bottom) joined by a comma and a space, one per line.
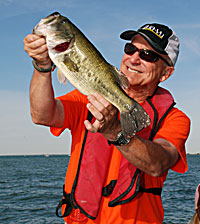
142, 25, 165, 39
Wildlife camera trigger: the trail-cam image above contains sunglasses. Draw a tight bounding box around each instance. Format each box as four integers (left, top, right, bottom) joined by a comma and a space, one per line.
124, 43, 171, 66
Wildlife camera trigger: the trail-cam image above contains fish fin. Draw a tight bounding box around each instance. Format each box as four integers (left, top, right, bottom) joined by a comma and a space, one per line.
120, 100, 151, 138
111, 65, 130, 89
63, 56, 79, 72
57, 69, 67, 84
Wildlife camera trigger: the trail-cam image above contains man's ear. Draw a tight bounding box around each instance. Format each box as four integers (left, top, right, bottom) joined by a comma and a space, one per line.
160, 66, 174, 82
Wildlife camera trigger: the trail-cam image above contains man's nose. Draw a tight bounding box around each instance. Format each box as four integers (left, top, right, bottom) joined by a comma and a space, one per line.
128, 51, 141, 65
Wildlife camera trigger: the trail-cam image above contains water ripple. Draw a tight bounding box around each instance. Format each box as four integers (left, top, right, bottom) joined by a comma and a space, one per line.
0, 154, 199, 223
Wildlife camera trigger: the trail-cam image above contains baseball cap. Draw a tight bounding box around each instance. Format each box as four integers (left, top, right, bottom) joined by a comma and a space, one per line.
120, 23, 179, 66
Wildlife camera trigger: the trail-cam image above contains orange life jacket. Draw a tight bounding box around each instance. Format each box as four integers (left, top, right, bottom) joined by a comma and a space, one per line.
56, 87, 175, 220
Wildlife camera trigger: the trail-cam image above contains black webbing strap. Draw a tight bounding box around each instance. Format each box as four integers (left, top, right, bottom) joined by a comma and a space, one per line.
102, 181, 162, 197
139, 186, 162, 196
102, 180, 117, 197
56, 185, 73, 218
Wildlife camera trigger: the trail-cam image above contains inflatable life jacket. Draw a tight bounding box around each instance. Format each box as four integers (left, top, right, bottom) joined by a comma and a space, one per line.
56, 87, 175, 220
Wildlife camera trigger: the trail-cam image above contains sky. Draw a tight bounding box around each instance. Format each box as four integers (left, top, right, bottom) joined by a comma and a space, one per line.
0, 0, 199, 155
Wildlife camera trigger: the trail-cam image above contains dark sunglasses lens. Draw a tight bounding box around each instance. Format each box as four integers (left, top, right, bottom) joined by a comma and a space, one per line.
139, 50, 158, 62
124, 43, 137, 55
124, 43, 160, 63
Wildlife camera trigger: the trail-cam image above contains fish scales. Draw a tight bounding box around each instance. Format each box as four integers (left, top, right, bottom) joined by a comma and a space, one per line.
33, 12, 151, 138
71, 32, 135, 110
61, 42, 130, 110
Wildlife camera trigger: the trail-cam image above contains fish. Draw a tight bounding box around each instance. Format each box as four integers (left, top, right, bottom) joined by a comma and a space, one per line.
32, 12, 151, 138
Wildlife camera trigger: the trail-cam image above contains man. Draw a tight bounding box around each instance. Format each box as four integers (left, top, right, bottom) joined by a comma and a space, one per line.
24, 23, 190, 223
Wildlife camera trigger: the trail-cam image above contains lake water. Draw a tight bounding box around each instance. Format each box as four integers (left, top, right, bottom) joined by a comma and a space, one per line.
0, 154, 199, 223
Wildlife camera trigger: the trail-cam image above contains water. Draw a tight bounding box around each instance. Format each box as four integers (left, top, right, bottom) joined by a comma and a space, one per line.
0, 154, 199, 224
0, 155, 69, 224
162, 154, 200, 223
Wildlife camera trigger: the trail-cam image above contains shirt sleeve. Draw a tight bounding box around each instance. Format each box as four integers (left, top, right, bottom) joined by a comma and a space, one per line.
50, 89, 88, 137
153, 107, 191, 173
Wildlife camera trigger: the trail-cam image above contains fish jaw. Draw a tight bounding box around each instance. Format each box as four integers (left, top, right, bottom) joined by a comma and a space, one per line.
32, 12, 59, 36
33, 12, 74, 56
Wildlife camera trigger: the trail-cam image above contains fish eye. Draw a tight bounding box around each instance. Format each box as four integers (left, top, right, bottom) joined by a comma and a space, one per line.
61, 19, 67, 24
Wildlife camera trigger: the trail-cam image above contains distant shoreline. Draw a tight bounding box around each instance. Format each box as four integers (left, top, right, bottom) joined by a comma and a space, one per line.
187, 153, 200, 156
0, 154, 70, 157
0, 153, 199, 157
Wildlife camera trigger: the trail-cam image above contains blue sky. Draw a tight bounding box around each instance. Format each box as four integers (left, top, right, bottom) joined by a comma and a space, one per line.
0, 0, 199, 155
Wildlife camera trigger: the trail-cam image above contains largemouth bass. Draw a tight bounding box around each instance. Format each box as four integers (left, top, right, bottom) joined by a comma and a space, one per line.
33, 12, 151, 138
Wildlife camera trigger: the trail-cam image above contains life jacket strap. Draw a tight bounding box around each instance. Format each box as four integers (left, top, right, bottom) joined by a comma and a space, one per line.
102, 180, 162, 198
102, 180, 117, 196
139, 186, 162, 196
56, 185, 73, 218
57, 183, 162, 218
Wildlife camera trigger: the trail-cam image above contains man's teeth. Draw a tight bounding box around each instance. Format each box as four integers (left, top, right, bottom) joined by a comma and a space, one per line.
128, 68, 139, 73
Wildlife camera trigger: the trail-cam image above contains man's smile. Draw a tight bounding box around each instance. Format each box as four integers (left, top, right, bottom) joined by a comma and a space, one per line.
127, 67, 141, 73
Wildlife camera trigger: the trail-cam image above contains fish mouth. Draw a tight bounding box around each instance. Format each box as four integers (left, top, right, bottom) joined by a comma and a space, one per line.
33, 13, 60, 35
47, 12, 60, 18
44, 12, 60, 25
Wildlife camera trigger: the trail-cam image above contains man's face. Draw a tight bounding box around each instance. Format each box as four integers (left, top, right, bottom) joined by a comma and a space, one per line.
120, 35, 169, 90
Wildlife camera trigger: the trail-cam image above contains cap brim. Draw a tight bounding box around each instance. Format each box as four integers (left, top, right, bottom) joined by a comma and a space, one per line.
120, 30, 138, 40
120, 30, 167, 55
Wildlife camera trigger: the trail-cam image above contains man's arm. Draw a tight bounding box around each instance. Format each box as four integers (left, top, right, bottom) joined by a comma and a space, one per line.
117, 136, 179, 177
24, 34, 64, 128
84, 93, 179, 177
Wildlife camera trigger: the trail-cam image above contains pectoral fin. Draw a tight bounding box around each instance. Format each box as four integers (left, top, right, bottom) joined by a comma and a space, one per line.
57, 69, 67, 84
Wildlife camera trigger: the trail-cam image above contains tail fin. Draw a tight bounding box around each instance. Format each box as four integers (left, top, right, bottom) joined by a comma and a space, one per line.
120, 102, 151, 139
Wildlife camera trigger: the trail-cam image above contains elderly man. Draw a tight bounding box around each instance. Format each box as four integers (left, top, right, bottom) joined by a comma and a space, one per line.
24, 22, 190, 223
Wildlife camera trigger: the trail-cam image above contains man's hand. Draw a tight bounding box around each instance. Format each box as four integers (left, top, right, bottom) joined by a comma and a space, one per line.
23, 34, 51, 69
84, 93, 121, 141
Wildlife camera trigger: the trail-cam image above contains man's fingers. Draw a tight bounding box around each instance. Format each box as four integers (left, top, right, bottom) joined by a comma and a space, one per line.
87, 102, 105, 122
24, 34, 47, 53
24, 34, 51, 64
30, 38, 47, 50
24, 34, 39, 43
84, 120, 97, 133
93, 93, 112, 108
87, 94, 113, 117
